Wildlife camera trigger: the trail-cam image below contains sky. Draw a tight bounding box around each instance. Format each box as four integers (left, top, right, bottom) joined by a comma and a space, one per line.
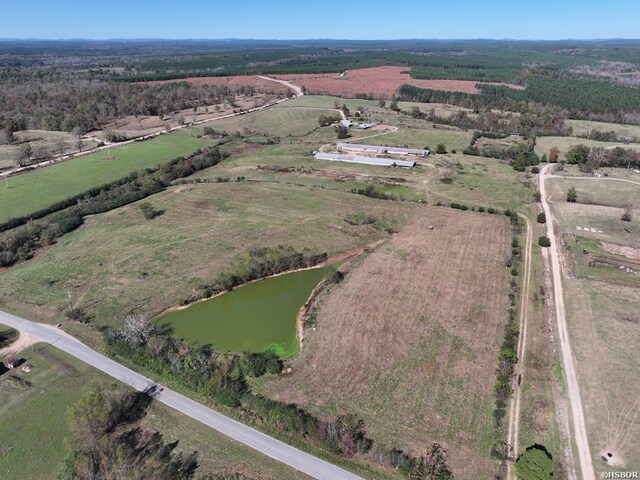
1, 0, 639, 41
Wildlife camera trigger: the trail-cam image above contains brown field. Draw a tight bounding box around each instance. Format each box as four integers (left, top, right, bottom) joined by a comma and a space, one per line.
147, 75, 292, 94
258, 207, 511, 479
275, 66, 524, 98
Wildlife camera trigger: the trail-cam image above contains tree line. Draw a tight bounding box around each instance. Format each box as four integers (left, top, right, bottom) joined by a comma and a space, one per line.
0, 147, 224, 267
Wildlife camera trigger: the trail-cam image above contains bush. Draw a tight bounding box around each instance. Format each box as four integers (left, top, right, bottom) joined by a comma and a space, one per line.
567, 186, 577, 203
531, 166, 540, 174
139, 202, 162, 220
537, 212, 546, 224
538, 236, 551, 247
435, 143, 447, 154
515, 445, 554, 480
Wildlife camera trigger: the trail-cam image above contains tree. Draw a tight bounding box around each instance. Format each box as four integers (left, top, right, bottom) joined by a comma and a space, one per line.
549, 147, 560, 163
621, 205, 632, 222
0, 128, 14, 145
515, 445, 554, 480
567, 186, 577, 203
541, 153, 548, 163
537, 212, 546, 224
565, 144, 590, 164
337, 125, 350, 139
341, 104, 350, 116
139, 202, 162, 219
17, 144, 33, 166
378, 99, 386, 108
408, 443, 454, 480
435, 143, 447, 154
532, 192, 542, 202
389, 100, 400, 112
538, 236, 551, 247
410, 106, 421, 118
118, 315, 153, 346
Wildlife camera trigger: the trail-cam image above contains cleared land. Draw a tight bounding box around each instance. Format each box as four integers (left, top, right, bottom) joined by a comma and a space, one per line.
545, 176, 640, 475
535, 136, 640, 160
0, 342, 311, 480
275, 66, 523, 97
258, 208, 510, 480
566, 119, 640, 141
0, 129, 210, 224
0, 182, 416, 334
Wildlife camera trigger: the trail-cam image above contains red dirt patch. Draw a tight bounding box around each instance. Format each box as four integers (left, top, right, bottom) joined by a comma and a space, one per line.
276, 66, 524, 98
147, 75, 292, 95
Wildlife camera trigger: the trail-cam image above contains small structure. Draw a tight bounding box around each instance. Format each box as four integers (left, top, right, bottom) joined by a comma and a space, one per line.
358, 123, 372, 130
314, 152, 416, 168
20, 364, 33, 373
6, 356, 17, 369
339, 119, 353, 128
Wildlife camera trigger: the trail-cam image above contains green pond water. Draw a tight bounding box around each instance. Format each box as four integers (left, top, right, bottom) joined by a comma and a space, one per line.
159, 267, 331, 358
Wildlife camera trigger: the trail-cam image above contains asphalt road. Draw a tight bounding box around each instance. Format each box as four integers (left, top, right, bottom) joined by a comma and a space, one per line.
539, 164, 595, 480
0, 310, 363, 480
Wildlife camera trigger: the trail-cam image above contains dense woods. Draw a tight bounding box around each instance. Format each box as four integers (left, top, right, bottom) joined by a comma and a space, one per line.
0, 78, 248, 135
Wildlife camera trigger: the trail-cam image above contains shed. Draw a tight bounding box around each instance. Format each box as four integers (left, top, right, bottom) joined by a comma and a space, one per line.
7, 356, 17, 369
339, 119, 353, 128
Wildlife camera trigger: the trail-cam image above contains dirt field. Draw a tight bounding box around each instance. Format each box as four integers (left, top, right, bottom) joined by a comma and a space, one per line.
147, 75, 293, 94
275, 66, 524, 98
258, 207, 510, 479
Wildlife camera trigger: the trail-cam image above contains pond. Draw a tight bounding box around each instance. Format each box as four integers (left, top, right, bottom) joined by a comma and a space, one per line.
158, 266, 331, 358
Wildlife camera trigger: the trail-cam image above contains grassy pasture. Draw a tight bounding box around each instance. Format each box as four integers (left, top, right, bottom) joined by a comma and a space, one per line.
257, 208, 510, 480
547, 176, 640, 209
0, 182, 416, 332
535, 136, 640, 160
0, 342, 311, 480
566, 119, 640, 141
0, 130, 210, 224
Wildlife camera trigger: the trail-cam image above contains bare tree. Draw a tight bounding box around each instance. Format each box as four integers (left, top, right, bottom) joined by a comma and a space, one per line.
118, 315, 153, 346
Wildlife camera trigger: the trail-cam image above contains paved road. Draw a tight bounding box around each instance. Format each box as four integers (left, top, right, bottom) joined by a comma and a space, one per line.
505, 213, 533, 480
540, 164, 595, 480
0, 310, 362, 480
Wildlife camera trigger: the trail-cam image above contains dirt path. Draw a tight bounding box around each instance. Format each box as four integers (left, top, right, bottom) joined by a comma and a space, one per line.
506, 213, 533, 479
0, 330, 39, 357
540, 163, 595, 480
548, 174, 640, 187
1, 75, 305, 180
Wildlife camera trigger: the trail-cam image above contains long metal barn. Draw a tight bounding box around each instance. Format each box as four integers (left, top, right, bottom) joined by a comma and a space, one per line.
314, 152, 416, 167
337, 143, 430, 156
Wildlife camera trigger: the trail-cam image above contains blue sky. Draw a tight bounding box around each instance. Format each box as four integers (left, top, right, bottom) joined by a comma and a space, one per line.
2, 0, 639, 40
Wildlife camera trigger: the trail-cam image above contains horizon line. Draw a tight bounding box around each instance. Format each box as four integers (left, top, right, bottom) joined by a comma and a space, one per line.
1, 37, 640, 42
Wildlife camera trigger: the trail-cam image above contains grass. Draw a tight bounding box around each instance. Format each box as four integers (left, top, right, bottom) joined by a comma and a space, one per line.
257, 208, 511, 480
565, 119, 640, 141
0, 182, 416, 335
535, 136, 640, 160
0, 129, 210, 224
0, 341, 312, 479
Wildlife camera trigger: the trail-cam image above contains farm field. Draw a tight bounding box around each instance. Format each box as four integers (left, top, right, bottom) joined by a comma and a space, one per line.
147, 74, 294, 94
256, 207, 511, 480
275, 66, 524, 97
0, 129, 211, 224
0, 182, 416, 333
565, 119, 640, 141
535, 135, 640, 160
0, 342, 311, 480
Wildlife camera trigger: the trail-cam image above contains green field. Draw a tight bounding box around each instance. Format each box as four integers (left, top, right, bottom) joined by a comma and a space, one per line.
0, 182, 416, 335
0, 342, 309, 480
535, 136, 640, 160
0, 130, 210, 224
566, 119, 640, 141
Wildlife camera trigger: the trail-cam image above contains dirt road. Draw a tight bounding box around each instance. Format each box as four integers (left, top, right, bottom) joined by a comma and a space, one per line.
506, 213, 533, 480
540, 163, 595, 480
0, 75, 304, 180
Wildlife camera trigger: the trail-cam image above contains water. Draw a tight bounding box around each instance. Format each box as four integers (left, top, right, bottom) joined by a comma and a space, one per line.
159, 267, 330, 358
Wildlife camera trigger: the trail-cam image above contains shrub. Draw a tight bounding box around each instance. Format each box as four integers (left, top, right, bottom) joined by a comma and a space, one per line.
531, 166, 540, 174
567, 187, 577, 203
537, 212, 546, 224
538, 236, 551, 247
515, 445, 554, 480
139, 202, 162, 220
487, 207, 496, 214
435, 143, 447, 154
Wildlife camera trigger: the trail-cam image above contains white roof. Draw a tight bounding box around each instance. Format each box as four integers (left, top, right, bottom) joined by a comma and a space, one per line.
314, 152, 416, 168
337, 143, 429, 156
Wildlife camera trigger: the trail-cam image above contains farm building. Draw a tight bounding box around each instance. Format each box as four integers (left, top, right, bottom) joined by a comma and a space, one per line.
337, 143, 430, 157
358, 123, 373, 130
339, 120, 353, 128
6, 356, 17, 369
314, 152, 416, 168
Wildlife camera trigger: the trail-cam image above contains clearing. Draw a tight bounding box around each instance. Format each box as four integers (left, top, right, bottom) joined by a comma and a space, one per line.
275, 66, 524, 98
257, 207, 511, 480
